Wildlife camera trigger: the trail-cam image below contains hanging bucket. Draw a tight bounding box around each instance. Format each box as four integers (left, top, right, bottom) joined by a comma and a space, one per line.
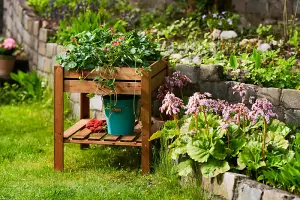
103, 95, 139, 136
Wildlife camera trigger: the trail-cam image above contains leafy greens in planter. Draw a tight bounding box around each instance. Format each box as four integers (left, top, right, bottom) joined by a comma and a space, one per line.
56, 27, 161, 71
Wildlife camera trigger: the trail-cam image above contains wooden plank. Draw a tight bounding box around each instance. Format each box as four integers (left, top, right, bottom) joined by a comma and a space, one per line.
151, 69, 167, 92
72, 128, 92, 140
104, 135, 120, 141
141, 70, 152, 174
54, 66, 64, 171
64, 139, 142, 147
150, 60, 167, 78
64, 119, 89, 139
80, 93, 90, 149
88, 132, 107, 140
64, 80, 141, 95
64, 67, 142, 81
120, 134, 138, 142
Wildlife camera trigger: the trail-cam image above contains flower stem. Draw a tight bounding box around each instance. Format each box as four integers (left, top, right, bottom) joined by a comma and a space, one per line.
194, 113, 198, 131
227, 130, 230, 151
262, 118, 267, 161
202, 106, 209, 135
173, 114, 180, 131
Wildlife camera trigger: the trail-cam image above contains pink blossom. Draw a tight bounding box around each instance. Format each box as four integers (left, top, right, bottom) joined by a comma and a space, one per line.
232, 83, 255, 104
157, 71, 191, 100
112, 41, 120, 46
109, 26, 114, 31
185, 92, 212, 115
248, 98, 277, 124
119, 36, 125, 41
3, 38, 16, 50
160, 92, 184, 116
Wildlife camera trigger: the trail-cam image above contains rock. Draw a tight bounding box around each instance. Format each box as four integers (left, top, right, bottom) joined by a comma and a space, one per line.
176, 64, 200, 84
170, 53, 183, 60
281, 89, 300, 109
239, 39, 249, 46
257, 87, 282, 106
192, 55, 201, 65
220, 30, 238, 40
180, 57, 192, 65
210, 29, 221, 40
199, 65, 224, 81
258, 43, 271, 52
262, 189, 298, 200
285, 110, 300, 127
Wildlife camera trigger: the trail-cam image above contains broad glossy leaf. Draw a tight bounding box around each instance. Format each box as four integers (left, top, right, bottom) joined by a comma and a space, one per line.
237, 141, 266, 171
201, 158, 230, 177
187, 141, 210, 163
230, 139, 246, 156
210, 139, 227, 160
266, 131, 289, 150
177, 159, 194, 177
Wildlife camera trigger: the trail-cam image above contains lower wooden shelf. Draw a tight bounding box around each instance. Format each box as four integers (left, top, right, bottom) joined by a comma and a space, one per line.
63, 119, 144, 147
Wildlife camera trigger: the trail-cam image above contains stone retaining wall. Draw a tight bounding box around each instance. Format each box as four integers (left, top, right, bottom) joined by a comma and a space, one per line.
176, 64, 300, 127
197, 172, 300, 200
2, 0, 104, 119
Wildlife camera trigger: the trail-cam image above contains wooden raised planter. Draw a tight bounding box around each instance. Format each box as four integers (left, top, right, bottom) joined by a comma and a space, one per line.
54, 60, 168, 174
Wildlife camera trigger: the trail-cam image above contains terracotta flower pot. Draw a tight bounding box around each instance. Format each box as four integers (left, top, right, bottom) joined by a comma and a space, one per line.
0, 55, 16, 79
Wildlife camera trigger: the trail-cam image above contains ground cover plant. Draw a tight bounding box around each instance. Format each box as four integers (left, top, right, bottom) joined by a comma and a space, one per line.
151, 74, 300, 194
0, 100, 215, 199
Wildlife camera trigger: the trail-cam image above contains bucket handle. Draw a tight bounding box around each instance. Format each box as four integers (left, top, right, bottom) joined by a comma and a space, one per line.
111, 108, 122, 113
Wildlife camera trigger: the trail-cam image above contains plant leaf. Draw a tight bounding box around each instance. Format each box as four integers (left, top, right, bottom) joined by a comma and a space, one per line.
187, 141, 210, 163
210, 139, 227, 160
177, 159, 194, 177
201, 158, 230, 177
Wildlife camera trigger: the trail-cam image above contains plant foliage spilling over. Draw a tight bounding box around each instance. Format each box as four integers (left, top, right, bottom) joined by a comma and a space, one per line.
56, 26, 161, 71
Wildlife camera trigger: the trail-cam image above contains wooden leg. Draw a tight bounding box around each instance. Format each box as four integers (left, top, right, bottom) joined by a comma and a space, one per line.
80, 93, 90, 149
141, 71, 152, 174
54, 66, 64, 171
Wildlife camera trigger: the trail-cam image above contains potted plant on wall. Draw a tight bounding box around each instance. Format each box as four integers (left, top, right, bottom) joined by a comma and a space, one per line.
56, 25, 162, 136
0, 37, 18, 79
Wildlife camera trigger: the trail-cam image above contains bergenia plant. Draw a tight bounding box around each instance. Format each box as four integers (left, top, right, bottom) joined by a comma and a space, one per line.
185, 92, 212, 133
0, 37, 17, 56
160, 92, 184, 130
157, 71, 191, 100
248, 98, 277, 161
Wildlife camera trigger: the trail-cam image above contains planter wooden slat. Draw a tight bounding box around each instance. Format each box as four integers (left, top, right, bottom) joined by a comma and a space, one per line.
72, 128, 92, 140
64, 80, 142, 95
63, 119, 89, 139
63, 67, 142, 81
151, 69, 167, 92
88, 132, 107, 141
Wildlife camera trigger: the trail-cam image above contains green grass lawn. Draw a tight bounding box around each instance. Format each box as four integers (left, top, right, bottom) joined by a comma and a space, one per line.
0, 103, 211, 200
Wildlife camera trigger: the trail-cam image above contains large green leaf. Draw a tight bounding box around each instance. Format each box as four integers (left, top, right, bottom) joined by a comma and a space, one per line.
268, 119, 291, 137
201, 158, 230, 177
237, 141, 266, 171
229, 53, 238, 69
266, 131, 289, 150
187, 141, 210, 163
230, 139, 246, 156
210, 139, 227, 160
177, 159, 194, 177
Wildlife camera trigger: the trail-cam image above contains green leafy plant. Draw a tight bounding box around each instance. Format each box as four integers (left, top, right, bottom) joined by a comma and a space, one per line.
256, 24, 273, 39
0, 71, 47, 104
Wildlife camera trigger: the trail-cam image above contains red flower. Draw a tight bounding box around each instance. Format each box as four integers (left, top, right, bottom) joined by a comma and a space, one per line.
112, 41, 120, 46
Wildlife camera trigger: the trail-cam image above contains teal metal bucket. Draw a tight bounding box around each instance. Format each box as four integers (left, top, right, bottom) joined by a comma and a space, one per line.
103, 95, 139, 136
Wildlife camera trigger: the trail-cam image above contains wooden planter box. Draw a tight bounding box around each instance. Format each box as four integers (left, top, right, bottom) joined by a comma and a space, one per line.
54, 60, 168, 174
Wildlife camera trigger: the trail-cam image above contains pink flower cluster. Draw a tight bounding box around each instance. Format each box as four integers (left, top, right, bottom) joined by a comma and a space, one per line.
249, 98, 277, 124
232, 83, 255, 104
157, 71, 191, 100
3, 38, 16, 50
185, 92, 212, 115
160, 92, 184, 116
